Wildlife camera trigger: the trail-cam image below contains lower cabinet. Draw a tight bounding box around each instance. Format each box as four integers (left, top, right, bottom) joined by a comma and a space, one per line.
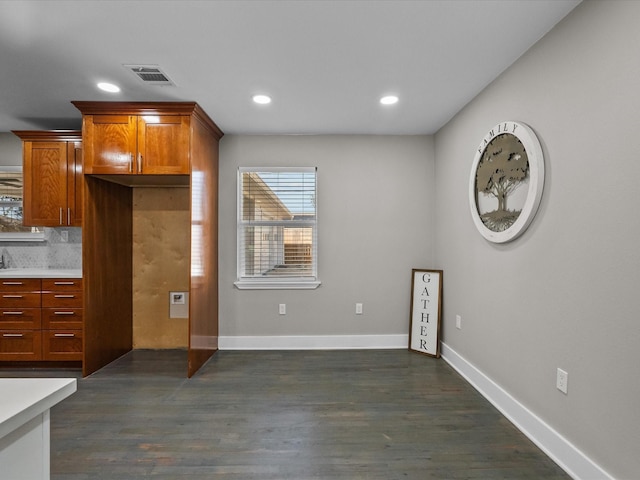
0, 277, 83, 362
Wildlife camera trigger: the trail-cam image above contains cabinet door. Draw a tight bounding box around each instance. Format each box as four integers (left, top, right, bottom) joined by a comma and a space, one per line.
67, 141, 83, 226
23, 141, 68, 226
0, 330, 42, 360
0, 309, 41, 330
138, 115, 190, 174
42, 329, 82, 361
83, 114, 137, 174
42, 308, 82, 330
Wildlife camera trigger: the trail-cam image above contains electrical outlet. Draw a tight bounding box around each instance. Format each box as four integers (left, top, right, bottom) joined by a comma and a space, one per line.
456, 315, 462, 329
60, 230, 69, 243
355, 303, 363, 315
556, 368, 568, 394
279, 304, 286, 315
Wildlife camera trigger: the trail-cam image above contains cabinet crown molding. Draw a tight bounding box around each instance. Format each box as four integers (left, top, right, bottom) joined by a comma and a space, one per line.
12, 130, 82, 142
71, 101, 224, 140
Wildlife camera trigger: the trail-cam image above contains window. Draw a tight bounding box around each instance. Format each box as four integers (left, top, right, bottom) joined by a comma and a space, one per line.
0, 168, 44, 241
235, 167, 320, 289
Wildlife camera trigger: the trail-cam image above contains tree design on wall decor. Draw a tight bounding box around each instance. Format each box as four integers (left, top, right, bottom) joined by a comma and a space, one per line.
474, 133, 530, 232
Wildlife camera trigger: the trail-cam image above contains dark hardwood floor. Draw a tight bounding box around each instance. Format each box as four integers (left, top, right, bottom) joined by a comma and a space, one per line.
2, 350, 569, 479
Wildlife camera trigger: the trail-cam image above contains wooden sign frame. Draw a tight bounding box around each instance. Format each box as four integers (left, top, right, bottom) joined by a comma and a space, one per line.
409, 269, 443, 357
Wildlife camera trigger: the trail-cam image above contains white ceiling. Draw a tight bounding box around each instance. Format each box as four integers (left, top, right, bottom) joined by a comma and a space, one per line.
0, 0, 581, 135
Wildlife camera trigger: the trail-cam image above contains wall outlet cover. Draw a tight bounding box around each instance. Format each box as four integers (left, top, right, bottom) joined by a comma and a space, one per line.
557, 368, 568, 394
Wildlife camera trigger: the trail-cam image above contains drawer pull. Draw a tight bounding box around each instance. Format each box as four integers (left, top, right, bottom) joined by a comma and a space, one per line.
2, 311, 24, 315
3, 295, 24, 298
54, 311, 75, 315
54, 281, 75, 285
2, 281, 24, 285
2, 333, 23, 338
54, 295, 76, 298
54, 333, 75, 338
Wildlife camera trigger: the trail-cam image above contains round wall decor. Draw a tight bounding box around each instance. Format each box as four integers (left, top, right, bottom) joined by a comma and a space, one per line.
469, 121, 544, 243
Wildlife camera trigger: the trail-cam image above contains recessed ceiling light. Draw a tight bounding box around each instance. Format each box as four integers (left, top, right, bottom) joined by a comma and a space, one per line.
97, 82, 120, 93
380, 95, 399, 105
252, 94, 272, 105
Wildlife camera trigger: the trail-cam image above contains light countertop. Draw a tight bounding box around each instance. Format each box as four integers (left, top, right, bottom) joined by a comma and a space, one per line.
0, 378, 77, 440
0, 268, 82, 278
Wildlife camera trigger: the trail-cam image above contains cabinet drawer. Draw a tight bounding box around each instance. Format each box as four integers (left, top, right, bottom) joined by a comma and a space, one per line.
0, 292, 41, 308
0, 278, 41, 292
42, 329, 82, 361
0, 330, 42, 360
42, 308, 83, 329
42, 278, 83, 292
0, 308, 41, 329
42, 292, 82, 308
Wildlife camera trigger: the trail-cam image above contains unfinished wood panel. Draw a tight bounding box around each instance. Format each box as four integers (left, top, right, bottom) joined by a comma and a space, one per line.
188, 115, 220, 377
132, 188, 190, 348
82, 176, 133, 376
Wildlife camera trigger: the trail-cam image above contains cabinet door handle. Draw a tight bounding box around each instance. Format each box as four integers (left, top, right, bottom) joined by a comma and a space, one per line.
3, 295, 24, 298
54, 282, 75, 286
54, 294, 75, 298
54, 333, 75, 338
129, 153, 133, 173
67, 207, 71, 226
138, 153, 143, 174
2, 311, 24, 315
2, 333, 23, 338
59, 207, 63, 225
54, 311, 75, 315
2, 282, 24, 285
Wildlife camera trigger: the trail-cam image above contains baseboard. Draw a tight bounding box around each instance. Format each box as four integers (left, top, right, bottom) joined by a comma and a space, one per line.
441, 342, 613, 480
219, 334, 408, 350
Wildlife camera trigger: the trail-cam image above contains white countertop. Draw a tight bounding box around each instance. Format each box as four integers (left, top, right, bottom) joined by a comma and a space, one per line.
0, 378, 77, 440
0, 268, 82, 278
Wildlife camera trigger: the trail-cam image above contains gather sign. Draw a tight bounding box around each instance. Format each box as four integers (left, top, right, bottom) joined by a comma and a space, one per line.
409, 269, 442, 358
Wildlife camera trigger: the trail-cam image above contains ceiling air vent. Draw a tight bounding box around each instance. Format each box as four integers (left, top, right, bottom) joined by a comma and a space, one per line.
124, 64, 175, 86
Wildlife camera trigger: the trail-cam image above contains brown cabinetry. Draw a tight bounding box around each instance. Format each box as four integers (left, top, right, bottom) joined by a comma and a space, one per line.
73, 101, 223, 377
0, 277, 83, 362
12, 131, 83, 227
0, 279, 42, 360
41, 278, 83, 361
80, 110, 190, 175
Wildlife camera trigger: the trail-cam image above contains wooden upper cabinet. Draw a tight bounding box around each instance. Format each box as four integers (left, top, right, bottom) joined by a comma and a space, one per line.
139, 115, 191, 174
77, 104, 194, 175
12, 131, 82, 227
82, 114, 137, 174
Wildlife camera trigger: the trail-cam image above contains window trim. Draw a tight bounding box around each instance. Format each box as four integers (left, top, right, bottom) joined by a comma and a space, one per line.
0, 167, 45, 242
234, 167, 321, 290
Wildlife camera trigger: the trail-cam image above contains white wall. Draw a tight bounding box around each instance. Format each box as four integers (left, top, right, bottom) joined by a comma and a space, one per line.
219, 134, 434, 347
0, 132, 22, 166
434, 1, 640, 478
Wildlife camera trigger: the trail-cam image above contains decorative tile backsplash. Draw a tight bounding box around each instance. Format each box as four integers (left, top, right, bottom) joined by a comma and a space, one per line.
0, 227, 81, 269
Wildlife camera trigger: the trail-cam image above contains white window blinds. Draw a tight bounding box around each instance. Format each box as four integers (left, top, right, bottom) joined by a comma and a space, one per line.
237, 167, 318, 288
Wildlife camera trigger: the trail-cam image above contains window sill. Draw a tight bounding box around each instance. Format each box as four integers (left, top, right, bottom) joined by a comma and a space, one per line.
234, 279, 322, 290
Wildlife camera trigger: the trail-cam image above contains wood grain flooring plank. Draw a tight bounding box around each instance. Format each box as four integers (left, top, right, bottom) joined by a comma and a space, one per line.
2, 349, 569, 479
